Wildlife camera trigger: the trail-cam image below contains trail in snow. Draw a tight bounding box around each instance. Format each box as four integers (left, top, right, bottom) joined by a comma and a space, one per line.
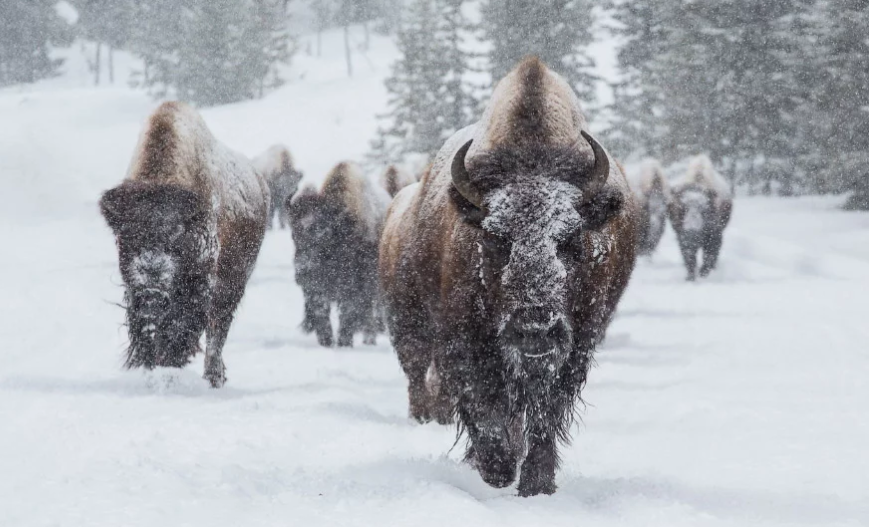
1, 22, 868, 527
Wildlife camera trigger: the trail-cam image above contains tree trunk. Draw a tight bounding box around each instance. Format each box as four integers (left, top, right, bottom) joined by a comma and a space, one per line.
364, 21, 370, 50
94, 42, 102, 86
344, 24, 353, 77
108, 47, 114, 84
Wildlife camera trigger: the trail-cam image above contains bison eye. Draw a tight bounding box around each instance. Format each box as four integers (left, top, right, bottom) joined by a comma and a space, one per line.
482, 233, 511, 262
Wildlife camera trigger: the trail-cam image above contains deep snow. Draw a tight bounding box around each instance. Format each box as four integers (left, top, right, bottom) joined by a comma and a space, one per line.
1, 23, 868, 527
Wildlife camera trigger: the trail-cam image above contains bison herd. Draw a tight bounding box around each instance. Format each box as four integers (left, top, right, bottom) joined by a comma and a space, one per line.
99, 57, 732, 496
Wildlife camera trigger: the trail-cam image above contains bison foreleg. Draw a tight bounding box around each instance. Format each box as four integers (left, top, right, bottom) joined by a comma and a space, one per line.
517, 361, 585, 497
302, 292, 333, 347
203, 279, 245, 388
677, 234, 700, 281
700, 228, 724, 277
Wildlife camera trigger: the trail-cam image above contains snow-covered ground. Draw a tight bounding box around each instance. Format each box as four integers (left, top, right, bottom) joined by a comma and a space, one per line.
2, 23, 869, 527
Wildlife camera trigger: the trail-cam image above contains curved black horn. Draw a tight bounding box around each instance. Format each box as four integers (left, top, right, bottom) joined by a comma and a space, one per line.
580, 130, 610, 193
451, 140, 483, 209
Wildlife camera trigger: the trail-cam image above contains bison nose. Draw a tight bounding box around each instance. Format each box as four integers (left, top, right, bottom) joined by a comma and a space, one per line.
502, 308, 570, 354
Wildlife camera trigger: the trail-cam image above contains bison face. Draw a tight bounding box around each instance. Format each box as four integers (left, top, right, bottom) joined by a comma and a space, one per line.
100, 183, 213, 322
671, 186, 715, 235
450, 133, 623, 376
288, 193, 352, 289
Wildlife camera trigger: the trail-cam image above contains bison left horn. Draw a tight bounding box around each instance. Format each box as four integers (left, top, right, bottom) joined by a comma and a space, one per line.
580, 130, 611, 196
451, 140, 484, 209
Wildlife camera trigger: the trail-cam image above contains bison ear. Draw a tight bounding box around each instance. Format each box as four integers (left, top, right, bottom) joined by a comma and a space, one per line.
99, 185, 132, 233
448, 185, 486, 226
579, 186, 624, 231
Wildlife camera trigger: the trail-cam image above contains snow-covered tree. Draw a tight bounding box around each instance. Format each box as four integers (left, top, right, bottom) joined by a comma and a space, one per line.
0, 0, 73, 87
800, 0, 869, 207
608, 0, 812, 193
71, 0, 137, 84
480, 0, 596, 103
370, 0, 475, 164
132, 0, 294, 107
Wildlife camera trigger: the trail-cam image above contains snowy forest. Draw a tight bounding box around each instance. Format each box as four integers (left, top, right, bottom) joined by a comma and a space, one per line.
1, 1, 868, 525
3, 0, 868, 204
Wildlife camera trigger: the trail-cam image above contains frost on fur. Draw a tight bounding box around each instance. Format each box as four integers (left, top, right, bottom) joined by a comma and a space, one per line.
101, 102, 268, 386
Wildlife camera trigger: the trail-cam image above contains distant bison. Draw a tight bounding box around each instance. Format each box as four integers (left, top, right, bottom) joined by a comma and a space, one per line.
252, 145, 302, 229
99, 102, 269, 388
379, 164, 417, 197
289, 162, 390, 347
668, 155, 733, 280
379, 57, 638, 496
627, 159, 670, 256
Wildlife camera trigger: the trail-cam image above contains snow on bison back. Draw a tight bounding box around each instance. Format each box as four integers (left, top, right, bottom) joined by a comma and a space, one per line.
98, 101, 270, 388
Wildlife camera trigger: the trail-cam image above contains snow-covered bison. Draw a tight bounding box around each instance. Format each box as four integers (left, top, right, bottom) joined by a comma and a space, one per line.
288, 162, 389, 347
668, 155, 733, 280
380, 164, 417, 197
628, 159, 670, 256
379, 57, 638, 496
99, 102, 269, 388
252, 144, 302, 230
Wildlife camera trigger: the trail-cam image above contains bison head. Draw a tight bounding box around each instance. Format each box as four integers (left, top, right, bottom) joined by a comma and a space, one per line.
449, 132, 623, 376
287, 189, 355, 291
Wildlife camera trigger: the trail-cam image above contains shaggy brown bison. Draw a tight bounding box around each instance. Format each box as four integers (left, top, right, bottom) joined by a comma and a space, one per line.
379, 164, 417, 197
379, 57, 638, 496
99, 102, 269, 388
288, 162, 390, 347
628, 159, 671, 256
668, 155, 733, 280
252, 144, 303, 230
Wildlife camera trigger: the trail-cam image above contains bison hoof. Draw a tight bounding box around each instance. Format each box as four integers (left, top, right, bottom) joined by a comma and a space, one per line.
517, 479, 557, 497
203, 359, 226, 389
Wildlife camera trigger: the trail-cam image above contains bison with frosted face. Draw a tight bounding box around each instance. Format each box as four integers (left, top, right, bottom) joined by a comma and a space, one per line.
379, 57, 638, 496
99, 102, 269, 388
668, 155, 733, 280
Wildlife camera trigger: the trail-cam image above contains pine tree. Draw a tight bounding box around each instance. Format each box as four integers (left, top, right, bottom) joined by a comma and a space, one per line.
370, 0, 475, 164
71, 0, 137, 84
0, 0, 73, 87
131, 0, 294, 107
609, 0, 812, 193
802, 0, 869, 207
604, 2, 671, 158
480, 0, 596, 103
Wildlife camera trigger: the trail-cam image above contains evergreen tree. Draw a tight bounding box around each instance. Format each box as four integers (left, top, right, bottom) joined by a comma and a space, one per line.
370, 0, 475, 164
802, 0, 869, 207
71, 0, 137, 84
480, 0, 596, 103
131, 0, 294, 107
608, 0, 812, 193
0, 0, 73, 87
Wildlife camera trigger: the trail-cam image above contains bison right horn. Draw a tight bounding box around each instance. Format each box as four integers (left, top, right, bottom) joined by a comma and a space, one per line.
451, 140, 484, 209
580, 130, 611, 197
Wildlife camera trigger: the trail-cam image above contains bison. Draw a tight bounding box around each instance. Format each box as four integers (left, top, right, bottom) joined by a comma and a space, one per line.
379, 164, 417, 198
379, 57, 638, 496
668, 155, 733, 281
252, 144, 303, 230
99, 102, 269, 388
627, 158, 670, 256
288, 162, 390, 347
